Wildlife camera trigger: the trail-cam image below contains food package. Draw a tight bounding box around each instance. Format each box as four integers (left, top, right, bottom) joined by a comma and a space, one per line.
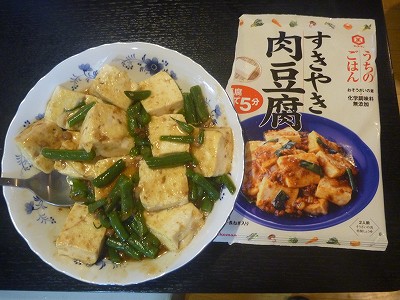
215, 14, 388, 251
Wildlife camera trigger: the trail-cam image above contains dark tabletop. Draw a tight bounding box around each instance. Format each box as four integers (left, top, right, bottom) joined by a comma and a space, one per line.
0, 0, 399, 293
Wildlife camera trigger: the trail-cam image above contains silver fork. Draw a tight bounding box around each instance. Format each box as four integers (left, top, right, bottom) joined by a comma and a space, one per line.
0, 171, 75, 207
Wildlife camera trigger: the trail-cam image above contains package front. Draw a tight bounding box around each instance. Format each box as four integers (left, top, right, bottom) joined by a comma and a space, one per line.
215, 14, 388, 251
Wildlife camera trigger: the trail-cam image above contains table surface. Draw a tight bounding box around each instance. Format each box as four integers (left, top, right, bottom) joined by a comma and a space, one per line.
0, 0, 399, 294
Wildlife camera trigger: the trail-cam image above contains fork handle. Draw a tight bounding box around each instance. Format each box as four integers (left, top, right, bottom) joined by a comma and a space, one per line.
0, 177, 28, 188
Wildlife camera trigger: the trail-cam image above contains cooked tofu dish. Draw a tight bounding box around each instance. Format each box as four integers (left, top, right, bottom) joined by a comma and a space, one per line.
242, 127, 358, 217
15, 64, 235, 265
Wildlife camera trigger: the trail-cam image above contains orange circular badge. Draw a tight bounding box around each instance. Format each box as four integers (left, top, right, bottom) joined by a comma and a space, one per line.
231, 85, 264, 114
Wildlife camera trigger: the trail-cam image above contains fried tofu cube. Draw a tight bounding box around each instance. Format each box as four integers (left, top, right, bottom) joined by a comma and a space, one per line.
15, 119, 63, 173
277, 152, 321, 188
148, 114, 190, 157
315, 177, 352, 206
54, 131, 97, 179
316, 151, 357, 178
93, 155, 138, 200
191, 127, 233, 177
308, 130, 340, 154
139, 71, 183, 116
79, 102, 134, 157
138, 160, 189, 211
256, 177, 299, 211
263, 127, 302, 144
144, 202, 205, 251
88, 64, 137, 110
56, 203, 106, 264
303, 198, 329, 215
45, 86, 104, 130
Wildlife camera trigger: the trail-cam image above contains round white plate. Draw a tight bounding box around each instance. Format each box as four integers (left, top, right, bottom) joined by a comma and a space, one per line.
2, 42, 244, 285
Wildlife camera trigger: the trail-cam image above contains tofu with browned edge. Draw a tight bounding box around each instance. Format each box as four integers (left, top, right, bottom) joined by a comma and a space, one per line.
89, 64, 137, 110
315, 176, 352, 206
15, 119, 63, 173
138, 160, 189, 211
79, 102, 134, 157
140, 71, 183, 116
148, 114, 190, 157
56, 203, 106, 265
191, 127, 233, 177
144, 202, 205, 251
277, 152, 321, 188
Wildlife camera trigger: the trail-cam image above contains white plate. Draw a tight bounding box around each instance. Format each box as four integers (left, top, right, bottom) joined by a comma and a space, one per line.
1, 42, 244, 285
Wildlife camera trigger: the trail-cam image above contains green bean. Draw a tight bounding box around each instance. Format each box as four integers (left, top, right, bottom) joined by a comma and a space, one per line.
144, 152, 195, 169
160, 135, 195, 144
97, 209, 111, 228
140, 145, 153, 159
119, 175, 134, 220
106, 237, 141, 260
186, 169, 220, 200
131, 171, 140, 186
346, 167, 358, 192
92, 159, 126, 188
108, 211, 130, 241
183, 92, 198, 125
131, 212, 148, 238
107, 246, 122, 264
144, 232, 161, 248
41, 148, 96, 161
68, 178, 90, 201
124, 90, 151, 102
64, 100, 85, 112
134, 135, 151, 147
139, 105, 151, 126
190, 85, 210, 123
129, 146, 141, 157
127, 232, 159, 259
171, 117, 194, 134
104, 176, 124, 213
299, 160, 323, 176
200, 195, 214, 213
215, 174, 236, 194
197, 128, 205, 145
127, 111, 139, 137
87, 197, 108, 213
67, 101, 96, 127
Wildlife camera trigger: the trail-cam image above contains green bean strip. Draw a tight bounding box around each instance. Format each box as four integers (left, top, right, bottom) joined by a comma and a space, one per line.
106, 237, 141, 260
104, 176, 125, 213
87, 198, 108, 213
144, 152, 195, 169
107, 246, 122, 264
215, 174, 236, 194
346, 168, 358, 192
97, 209, 111, 228
124, 90, 151, 102
127, 111, 139, 137
92, 159, 126, 188
108, 211, 130, 241
41, 148, 96, 161
186, 169, 220, 201
299, 160, 323, 176
200, 195, 214, 213
119, 175, 134, 220
190, 85, 210, 123
64, 100, 85, 112
68, 178, 90, 201
197, 128, 205, 145
131, 212, 148, 238
144, 232, 161, 248
171, 117, 194, 134
183, 92, 198, 125
67, 101, 96, 127
160, 135, 195, 144
127, 232, 159, 259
